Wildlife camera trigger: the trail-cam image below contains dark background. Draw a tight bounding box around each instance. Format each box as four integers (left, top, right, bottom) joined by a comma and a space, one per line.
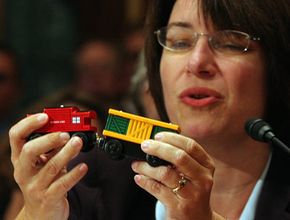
0, 0, 149, 107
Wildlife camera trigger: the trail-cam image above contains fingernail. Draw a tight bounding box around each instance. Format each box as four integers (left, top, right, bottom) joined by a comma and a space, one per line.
141, 140, 150, 149
155, 133, 163, 140
59, 132, 70, 141
71, 137, 82, 148
131, 161, 138, 171
78, 163, 88, 172
37, 113, 48, 122
134, 175, 142, 183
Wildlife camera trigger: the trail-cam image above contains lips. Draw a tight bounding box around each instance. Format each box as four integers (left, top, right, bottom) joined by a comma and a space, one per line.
179, 87, 223, 107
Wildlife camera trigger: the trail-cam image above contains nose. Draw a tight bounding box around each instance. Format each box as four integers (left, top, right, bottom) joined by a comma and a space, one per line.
186, 36, 216, 78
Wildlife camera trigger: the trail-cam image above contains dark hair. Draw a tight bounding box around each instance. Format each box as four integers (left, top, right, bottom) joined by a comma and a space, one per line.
145, 0, 290, 144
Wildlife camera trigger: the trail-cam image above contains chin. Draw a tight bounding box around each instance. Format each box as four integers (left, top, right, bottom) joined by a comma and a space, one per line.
179, 120, 214, 139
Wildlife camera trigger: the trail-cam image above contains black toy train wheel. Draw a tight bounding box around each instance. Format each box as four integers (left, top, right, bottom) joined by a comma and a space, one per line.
28, 133, 42, 141
146, 154, 170, 167
104, 139, 124, 160
72, 132, 91, 152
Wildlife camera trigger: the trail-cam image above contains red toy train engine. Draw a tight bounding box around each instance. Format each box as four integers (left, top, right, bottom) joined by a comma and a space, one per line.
28, 106, 98, 152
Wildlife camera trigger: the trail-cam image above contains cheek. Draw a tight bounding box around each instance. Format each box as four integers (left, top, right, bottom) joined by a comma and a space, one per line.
160, 58, 170, 95
160, 54, 180, 102
223, 58, 266, 116
160, 53, 186, 90
160, 55, 179, 120
160, 54, 191, 125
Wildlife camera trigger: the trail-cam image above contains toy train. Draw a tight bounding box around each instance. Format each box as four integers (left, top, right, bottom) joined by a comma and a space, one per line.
100, 108, 180, 166
28, 106, 180, 166
27, 106, 98, 152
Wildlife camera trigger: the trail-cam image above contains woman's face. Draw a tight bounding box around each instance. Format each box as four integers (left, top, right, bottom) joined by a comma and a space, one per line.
160, 0, 266, 145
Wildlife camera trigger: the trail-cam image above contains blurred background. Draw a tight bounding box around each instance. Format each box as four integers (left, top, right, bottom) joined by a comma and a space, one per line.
0, 0, 149, 107
0, 1, 158, 219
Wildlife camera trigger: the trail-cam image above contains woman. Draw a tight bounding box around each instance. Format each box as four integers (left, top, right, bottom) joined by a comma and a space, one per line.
130, 0, 290, 219
8, 0, 290, 220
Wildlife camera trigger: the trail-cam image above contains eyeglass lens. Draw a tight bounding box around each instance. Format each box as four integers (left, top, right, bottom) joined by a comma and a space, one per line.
157, 26, 252, 54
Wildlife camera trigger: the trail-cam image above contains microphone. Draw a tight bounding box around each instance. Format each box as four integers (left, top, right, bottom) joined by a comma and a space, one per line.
245, 118, 290, 154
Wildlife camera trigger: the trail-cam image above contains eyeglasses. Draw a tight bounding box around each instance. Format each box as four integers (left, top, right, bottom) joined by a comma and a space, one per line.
155, 25, 260, 55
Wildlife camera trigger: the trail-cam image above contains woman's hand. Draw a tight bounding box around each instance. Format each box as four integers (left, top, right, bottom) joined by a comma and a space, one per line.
9, 113, 88, 220
131, 132, 218, 220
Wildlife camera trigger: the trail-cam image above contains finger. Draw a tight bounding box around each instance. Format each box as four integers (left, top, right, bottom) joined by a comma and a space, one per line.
131, 161, 180, 188
132, 161, 212, 200
155, 132, 214, 170
140, 139, 213, 180
38, 146, 62, 164
36, 136, 83, 189
35, 142, 65, 168
134, 174, 211, 208
133, 174, 181, 203
9, 113, 48, 162
46, 162, 88, 200
13, 132, 70, 186
19, 132, 70, 173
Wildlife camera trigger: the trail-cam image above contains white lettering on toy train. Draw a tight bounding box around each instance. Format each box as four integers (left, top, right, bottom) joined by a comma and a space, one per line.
50, 120, 66, 124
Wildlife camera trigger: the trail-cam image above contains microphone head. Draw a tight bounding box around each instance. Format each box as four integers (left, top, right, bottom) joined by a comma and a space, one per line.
245, 118, 274, 142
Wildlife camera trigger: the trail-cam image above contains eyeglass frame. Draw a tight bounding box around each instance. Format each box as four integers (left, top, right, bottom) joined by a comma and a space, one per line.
154, 25, 261, 54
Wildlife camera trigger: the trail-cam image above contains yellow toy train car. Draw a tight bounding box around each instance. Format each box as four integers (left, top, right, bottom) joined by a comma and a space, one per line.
99, 108, 180, 167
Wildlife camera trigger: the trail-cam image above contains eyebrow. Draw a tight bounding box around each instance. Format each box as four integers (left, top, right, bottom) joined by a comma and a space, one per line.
168, 22, 193, 29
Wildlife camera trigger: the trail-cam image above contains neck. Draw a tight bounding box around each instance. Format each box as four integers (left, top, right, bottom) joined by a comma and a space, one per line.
203, 137, 271, 219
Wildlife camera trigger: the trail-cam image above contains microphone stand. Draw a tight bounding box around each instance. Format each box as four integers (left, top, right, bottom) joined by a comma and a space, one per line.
270, 136, 290, 155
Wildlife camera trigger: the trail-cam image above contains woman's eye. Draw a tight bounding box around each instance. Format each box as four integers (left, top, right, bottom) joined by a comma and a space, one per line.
214, 42, 245, 52
168, 39, 192, 50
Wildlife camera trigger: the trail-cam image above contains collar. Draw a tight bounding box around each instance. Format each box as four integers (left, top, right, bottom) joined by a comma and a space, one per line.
240, 150, 272, 220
